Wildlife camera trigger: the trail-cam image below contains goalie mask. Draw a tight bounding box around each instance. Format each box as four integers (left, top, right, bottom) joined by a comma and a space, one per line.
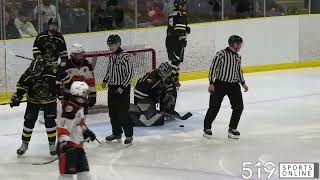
157, 62, 173, 81
70, 43, 85, 62
70, 81, 89, 103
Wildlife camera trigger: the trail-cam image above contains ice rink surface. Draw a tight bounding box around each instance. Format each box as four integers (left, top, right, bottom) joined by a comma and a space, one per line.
0, 68, 320, 180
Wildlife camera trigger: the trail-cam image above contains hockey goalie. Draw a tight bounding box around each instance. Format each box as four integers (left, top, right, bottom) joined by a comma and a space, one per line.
129, 62, 179, 127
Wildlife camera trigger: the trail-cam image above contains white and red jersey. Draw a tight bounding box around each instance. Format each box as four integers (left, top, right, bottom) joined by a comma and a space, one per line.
57, 99, 86, 147
59, 58, 96, 96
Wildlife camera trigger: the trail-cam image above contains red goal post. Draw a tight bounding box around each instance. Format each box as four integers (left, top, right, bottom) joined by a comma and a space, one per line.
84, 48, 156, 109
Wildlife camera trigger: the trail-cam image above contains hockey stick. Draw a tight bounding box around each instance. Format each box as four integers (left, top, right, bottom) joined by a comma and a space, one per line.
162, 112, 192, 121
7, 50, 34, 61
32, 140, 88, 165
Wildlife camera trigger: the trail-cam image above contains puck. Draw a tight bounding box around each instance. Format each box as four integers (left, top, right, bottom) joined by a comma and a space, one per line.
179, 125, 184, 127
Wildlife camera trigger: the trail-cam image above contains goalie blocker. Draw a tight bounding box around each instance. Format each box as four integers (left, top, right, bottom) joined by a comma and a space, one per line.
129, 62, 179, 127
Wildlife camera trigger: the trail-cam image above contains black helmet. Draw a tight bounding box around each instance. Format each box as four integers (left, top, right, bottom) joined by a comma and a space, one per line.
48, 18, 58, 26
157, 62, 173, 81
228, 35, 243, 45
30, 57, 46, 76
174, 0, 186, 9
107, 34, 121, 46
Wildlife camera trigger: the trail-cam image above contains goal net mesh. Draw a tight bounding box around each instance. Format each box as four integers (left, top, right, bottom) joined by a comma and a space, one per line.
85, 48, 156, 110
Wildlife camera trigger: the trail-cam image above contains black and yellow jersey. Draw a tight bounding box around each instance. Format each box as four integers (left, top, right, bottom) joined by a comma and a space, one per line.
16, 64, 72, 104
166, 9, 189, 37
33, 31, 68, 64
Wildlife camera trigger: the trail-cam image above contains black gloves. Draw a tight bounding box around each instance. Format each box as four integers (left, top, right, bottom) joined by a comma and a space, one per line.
83, 128, 96, 142
88, 96, 96, 107
10, 94, 21, 108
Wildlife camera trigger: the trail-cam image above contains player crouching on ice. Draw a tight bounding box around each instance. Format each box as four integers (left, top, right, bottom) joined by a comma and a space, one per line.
58, 43, 97, 115
11, 57, 72, 156
57, 81, 96, 180
129, 62, 182, 127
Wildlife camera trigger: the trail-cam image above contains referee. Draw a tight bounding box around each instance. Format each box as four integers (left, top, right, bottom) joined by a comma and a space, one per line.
102, 34, 134, 144
203, 35, 249, 139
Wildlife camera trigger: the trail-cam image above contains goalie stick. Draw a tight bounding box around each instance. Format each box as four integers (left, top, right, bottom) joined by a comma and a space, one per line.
162, 112, 192, 120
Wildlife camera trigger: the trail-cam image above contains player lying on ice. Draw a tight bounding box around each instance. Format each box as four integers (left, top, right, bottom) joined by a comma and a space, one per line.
129, 62, 185, 127
57, 81, 96, 180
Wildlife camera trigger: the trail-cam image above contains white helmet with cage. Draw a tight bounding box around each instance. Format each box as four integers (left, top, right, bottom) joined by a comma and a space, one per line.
70, 81, 89, 98
70, 43, 85, 57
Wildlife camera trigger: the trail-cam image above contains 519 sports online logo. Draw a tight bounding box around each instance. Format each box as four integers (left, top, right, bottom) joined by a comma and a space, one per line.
241, 162, 319, 179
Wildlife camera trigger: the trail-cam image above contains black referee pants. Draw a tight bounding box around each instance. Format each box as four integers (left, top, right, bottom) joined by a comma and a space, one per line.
108, 85, 133, 137
204, 81, 244, 130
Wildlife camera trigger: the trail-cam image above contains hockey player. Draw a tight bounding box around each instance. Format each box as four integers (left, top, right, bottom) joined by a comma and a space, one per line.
129, 62, 177, 127
10, 58, 72, 156
32, 18, 68, 65
102, 34, 134, 144
58, 43, 97, 114
166, 0, 190, 87
57, 81, 95, 180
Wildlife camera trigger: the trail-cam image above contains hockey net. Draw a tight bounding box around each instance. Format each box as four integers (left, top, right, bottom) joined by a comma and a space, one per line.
84, 48, 156, 111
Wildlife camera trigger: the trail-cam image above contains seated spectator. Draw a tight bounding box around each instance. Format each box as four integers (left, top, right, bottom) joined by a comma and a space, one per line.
5, 10, 20, 39
121, 0, 138, 28
140, 0, 166, 27
33, 0, 61, 31
92, 0, 114, 31
60, 0, 88, 33
209, 0, 222, 20
107, 0, 125, 28
14, 10, 38, 37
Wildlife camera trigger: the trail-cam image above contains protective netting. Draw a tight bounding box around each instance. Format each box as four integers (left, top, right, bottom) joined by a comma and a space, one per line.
85, 48, 156, 109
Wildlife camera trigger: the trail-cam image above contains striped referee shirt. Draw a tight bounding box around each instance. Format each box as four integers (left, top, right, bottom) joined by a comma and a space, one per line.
103, 51, 134, 88
209, 48, 245, 85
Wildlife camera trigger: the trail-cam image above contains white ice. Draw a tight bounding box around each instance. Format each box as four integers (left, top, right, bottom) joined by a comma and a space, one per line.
0, 68, 320, 180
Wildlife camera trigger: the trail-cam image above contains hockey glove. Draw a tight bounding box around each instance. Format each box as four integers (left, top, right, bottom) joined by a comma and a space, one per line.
186, 27, 191, 34
60, 141, 73, 154
88, 96, 96, 107
83, 128, 96, 142
10, 94, 21, 108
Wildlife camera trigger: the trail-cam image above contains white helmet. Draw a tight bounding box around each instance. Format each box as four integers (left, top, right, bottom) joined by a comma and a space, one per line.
70, 81, 89, 97
70, 43, 85, 57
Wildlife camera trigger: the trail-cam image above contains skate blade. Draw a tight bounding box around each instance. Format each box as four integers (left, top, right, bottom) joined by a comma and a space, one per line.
203, 134, 213, 139
105, 139, 122, 144
228, 134, 240, 139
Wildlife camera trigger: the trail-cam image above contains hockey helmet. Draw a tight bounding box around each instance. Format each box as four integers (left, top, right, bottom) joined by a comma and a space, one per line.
29, 57, 46, 76
70, 43, 85, 57
48, 18, 58, 26
228, 35, 243, 45
157, 62, 173, 81
70, 81, 89, 98
107, 34, 121, 46
174, 0, 186, 9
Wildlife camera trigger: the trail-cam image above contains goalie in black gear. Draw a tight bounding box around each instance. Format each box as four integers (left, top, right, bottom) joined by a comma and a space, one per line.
166, 0, 190, 87
10, 57, 72, 156
129, 62, 178, 127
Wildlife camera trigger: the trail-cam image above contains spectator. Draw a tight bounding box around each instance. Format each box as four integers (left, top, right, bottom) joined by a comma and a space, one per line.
188, 0, 213, 22
59, 0, 88, 33
92, 0, 114, 31
5, 10, 20, 39
15, 10, 38, 38
231, 0, 253, 18
107, 0, 125, 28
121, 0, 137, 28
140, 0, 166, 26
33, 0, 61, 31
163, 0, 175, 14
209, 0, 222, 20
